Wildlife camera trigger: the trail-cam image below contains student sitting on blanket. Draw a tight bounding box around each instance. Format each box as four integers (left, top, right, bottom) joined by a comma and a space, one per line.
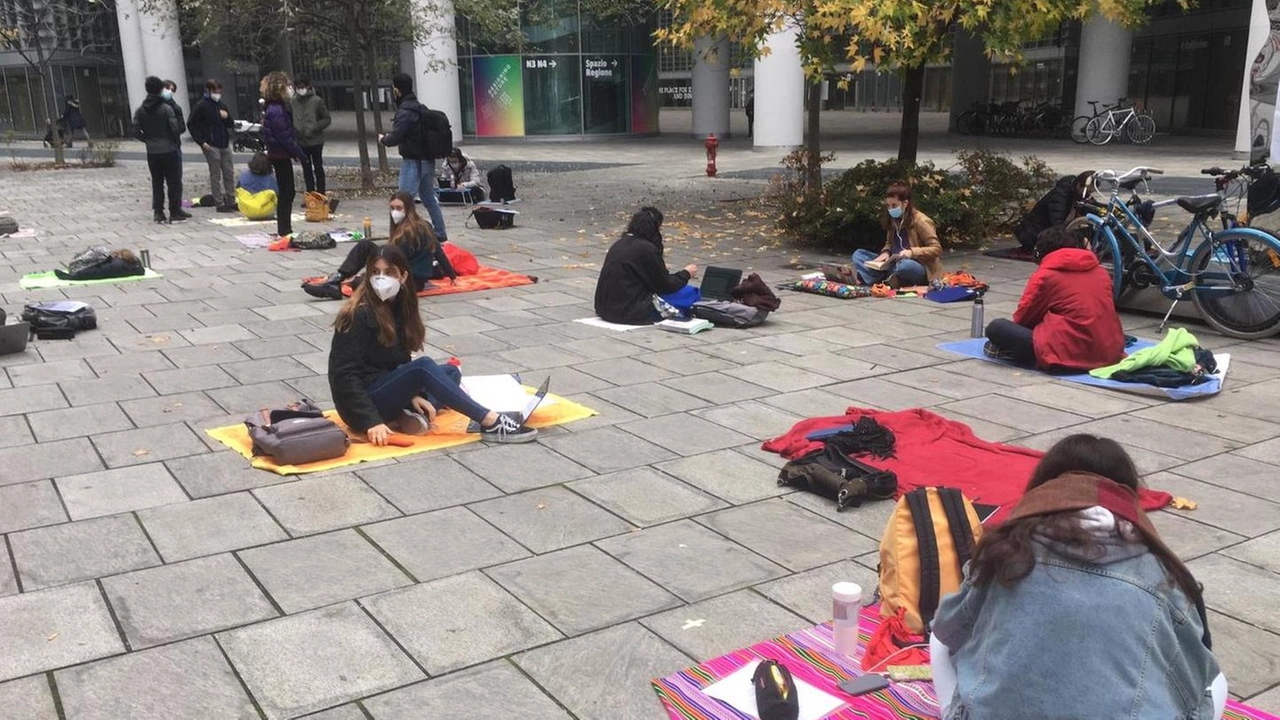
984, 225, 1124, 370
328, 243, 536, 445
931, 434, 1226, 720
235, 152, 280, 221
593, 206, 699, 325
303, 190, 458, 300
437, 148, 486, 204
851, 181, 944, 289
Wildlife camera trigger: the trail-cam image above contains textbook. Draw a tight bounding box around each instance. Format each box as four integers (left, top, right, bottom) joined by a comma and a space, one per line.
656, 318, 713, 334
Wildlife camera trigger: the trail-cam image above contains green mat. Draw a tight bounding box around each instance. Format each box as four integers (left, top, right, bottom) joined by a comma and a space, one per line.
19, 268, 163, 289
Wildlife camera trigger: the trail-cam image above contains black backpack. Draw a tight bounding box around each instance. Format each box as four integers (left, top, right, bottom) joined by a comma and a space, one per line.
488, 165, 516, 202
416, 106, 452, 160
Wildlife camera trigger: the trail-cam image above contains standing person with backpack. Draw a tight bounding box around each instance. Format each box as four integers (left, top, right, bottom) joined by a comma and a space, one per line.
60, 97, 89, 147
134, 76, 190, 224
291, 74, 332, 198
379, 73, 451, 242
260, 71, 305, 239
188, 79, 237, 213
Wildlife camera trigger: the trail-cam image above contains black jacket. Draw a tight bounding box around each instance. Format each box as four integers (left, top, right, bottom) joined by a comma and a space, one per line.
328, 305, 411, 432
594, 233, 690, 325
1015, 175, 1079, 250
133, 95, 184, 154
188, 95, 233, 149
381, 92, 426, 160
54, 256, 144, 282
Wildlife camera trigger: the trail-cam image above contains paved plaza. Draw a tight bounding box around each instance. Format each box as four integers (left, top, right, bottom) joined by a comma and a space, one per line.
1, 113, 1279, 718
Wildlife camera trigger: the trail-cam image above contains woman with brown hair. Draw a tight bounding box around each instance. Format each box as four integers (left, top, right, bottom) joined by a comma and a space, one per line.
327, 243, 535, 445
302, 190, 457, 300
851, 181, 943, 288
259, 71, 304, 239
930, 434, 1226, 719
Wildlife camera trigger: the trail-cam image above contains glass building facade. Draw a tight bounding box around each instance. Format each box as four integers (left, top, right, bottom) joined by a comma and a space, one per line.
455, 3, 660, 137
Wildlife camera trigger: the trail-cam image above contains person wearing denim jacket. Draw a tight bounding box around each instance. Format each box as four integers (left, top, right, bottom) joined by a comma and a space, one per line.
931, 435, 1226, 720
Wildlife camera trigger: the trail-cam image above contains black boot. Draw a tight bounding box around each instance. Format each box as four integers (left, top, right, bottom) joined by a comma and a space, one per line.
302, 273, 345, 300
154, 211, 168, 224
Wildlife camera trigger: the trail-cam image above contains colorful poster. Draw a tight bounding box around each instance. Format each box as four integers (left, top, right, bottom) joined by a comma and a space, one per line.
473, 55, 525, 137
631, 55, 659, 134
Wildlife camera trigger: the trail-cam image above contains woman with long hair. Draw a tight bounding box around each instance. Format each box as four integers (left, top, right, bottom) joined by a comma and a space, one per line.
931, 434, 1226, 719
259, 71, 304, 239
593, 206, 699, 325
328, 243, 535, 445
851, 181, 943, 288
302, 191, 457, 300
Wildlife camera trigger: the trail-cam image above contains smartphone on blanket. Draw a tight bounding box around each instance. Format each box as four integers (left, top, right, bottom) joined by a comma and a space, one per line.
838, 674, 890, 696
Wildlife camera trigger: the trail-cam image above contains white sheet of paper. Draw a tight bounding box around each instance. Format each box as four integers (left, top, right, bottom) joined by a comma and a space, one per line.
461, 374, 556, 413
702, 660, 846, 720
573, 317, 650, 332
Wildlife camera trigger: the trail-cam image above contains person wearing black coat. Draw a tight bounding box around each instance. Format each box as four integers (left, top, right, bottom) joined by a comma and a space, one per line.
1013, 171, 1095, 251
379, 73, 449, 242
594, 207, 699, 325
133, 76, 187, 224
188, 79, 237, 212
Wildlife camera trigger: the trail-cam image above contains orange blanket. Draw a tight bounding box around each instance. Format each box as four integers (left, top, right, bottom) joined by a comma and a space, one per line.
302, 267, 536, 298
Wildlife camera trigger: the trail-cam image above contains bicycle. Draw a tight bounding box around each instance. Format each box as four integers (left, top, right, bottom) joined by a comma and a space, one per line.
1085, 103, 1156, 146
1070, 99, 1123, 144
1068, 165, 1280, 339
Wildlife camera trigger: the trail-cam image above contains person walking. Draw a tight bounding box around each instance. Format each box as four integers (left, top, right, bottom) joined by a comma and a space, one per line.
59, 97, 90, 147
291, 74, 332, 199
745, 89, 755, 139
379, 73, 448, 242
260, 71, 305, 239
188, 79, 237, 213
134, 76, 189, 224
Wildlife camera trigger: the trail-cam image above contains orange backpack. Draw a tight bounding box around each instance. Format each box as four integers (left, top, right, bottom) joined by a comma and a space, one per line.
878, 487, 983, 634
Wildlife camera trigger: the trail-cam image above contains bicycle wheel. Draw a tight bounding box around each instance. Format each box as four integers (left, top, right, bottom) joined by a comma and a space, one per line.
1085, 116, 1111, 146
1189, 229, 1280, 339
1070, 115, 1091, 143
1068, 216, 1127, 298
1126, 114, 1156, 145
957, 111, 979, 136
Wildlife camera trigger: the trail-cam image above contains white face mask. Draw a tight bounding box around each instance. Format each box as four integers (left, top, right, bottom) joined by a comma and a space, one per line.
297, 88, 310, 97
369, 274, 401, 302
210, 93, 222, 102
286, 86, 295, 98
161, 89, 174, 100
390, 209, 406, 225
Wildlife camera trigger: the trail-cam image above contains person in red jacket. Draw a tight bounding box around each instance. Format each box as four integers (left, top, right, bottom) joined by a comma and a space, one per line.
984, 225, 1125, 371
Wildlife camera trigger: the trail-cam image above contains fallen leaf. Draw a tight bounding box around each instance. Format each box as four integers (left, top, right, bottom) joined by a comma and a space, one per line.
536, 503, 547, 510
132, 449, 150, 457
47, 632, 59, 642
1172, 497, 1198, 511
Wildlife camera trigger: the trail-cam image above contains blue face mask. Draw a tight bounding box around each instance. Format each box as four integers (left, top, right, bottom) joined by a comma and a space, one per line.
887, 206, 904, 220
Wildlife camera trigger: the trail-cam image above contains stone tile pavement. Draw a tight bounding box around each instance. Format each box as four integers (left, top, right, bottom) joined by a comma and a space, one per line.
1, 154, 1279, 718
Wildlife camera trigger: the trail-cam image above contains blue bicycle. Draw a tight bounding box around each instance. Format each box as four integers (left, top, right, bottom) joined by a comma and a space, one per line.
1068, 165, 1280, 339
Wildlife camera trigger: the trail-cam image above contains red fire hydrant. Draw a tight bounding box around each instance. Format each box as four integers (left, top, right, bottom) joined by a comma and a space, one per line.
705, 133, 719, 177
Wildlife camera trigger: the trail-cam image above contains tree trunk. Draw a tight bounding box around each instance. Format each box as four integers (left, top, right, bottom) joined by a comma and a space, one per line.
804, 78, 823, 191
897, 65, 926, 165
365, 45, 390, 173
32, 43, 65, 165
351, 59, 375, 190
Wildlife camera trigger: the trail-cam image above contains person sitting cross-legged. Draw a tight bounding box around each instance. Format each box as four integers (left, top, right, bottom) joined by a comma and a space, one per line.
851, 181, 944, 288
593, 206, 698, 325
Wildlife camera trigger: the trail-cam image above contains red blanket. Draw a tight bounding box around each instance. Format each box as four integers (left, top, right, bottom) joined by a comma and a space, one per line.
762, 407, 1172, 521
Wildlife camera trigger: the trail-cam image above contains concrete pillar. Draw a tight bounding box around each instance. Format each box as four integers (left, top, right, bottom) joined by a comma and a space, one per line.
399, 42, 417, 76
413, 0, 463, 141
949, 28, 991, 130
137, 0, 191, 119
691, 36, 731, 138
114, 0, 147, 112
753, 20, 804, 149
1073, 13, 1132, 120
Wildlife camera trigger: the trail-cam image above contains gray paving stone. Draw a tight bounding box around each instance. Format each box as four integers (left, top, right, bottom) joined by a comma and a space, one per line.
137, 492, 287, 562
235, 336, 318, 360
657, 449, 789, 504
1150, 511, 1247, 561
620, 413, 753, 457
0, 581, 125, 682
0, 480, 68, 533
60, 375, 156, 407
1189, 554, 1280, 633
514, 623, 692, 720
221, 356, 314, 383
206, 380, 312, 415
1019, 430, 1182, 476
87, 350, 176, 378
355, 456, 502, 513
486, 545, 679, 635
0, 675, 57, 720
454, 443, 594, 493
0, 546, 15, 597
940, 394, 1089, 434
471, 486, 632, 553
165, 450, 292, 498
826, 376, 948, 409
239, 530, 412, 613
252, 474, 400, 536
1176, 454, 1280, 499
782, 352, 883, 382
362, 506, 529, 582
10, 514, 160, 590
498, 344, 589, 369
698, 499, 877, 572
162, 343, 253, 368
1149, 472, 1280, 537
755, 559, 881, 624
56, 464, 187, 520
119, 391, 228, 427
0, 384, 67, 416
1206, 610, 1280, 698
664, 371, 774, 404
101, 554, 278, 649
0, 414, 33, 448
722, 361, 836, 393
143, 365, 239, 395
91, 423, 208, 468
6, 359, 95, 387
568, 467, 727, 526
54, 636, 259, 720
840, 343, 946, 370
218, 602, 424, 720
1250, 686, 1280, 713
577, 356, 675, 385
178, 324, 257, 346
1222, 530, 1280, 574
592, 381, 711, 418
299, 706, 366, 720
1237, 436, 1280, 466
25, 402, 134, 442
541, 426, 676, 473
362, 662, 572, 720
363, 571, 562, 674
695, 400, 806, 441
1070, 415, 1243, 461
640, 589, 808, 661
1130, 403, 1280, 445
428, 315, 503, 335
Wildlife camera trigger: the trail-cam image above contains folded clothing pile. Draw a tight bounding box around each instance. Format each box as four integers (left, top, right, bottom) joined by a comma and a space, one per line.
1090, 327, 1217, 388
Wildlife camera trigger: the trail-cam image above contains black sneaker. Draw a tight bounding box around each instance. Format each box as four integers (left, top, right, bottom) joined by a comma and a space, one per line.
216, 202, 237, 213
479, 412, 537, 444
983, 341, 1015, 361
302, 279, 344, 300
154, 212, 168, 224
170, 208, 193, 223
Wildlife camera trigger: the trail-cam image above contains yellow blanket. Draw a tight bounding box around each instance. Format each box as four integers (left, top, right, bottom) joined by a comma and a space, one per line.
206, 393, 596, 475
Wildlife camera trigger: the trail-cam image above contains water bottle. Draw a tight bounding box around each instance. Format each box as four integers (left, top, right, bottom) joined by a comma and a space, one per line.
139, 249, 151, 269
970, 296, 984, 338
363, 216, 373, 239
832, 582, 862, 657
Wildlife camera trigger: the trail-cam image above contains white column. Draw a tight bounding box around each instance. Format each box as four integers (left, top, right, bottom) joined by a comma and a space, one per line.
1073, 13, 1132, 120
752, 21, 804, 149
1239, 0, 1270, 155
137, 0, 190, 120
691, 36, 731, 138
114, 0, 147, 112
414, 0, 463, 141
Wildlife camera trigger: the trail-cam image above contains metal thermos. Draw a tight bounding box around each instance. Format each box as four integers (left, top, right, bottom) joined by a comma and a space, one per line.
139, 249, 151, 268
970, 296, 984, 338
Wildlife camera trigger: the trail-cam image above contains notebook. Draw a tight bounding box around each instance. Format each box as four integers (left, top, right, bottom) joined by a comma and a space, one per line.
819, 262, 859, 284
656, 318, 713, 334
862, 259, 889, 272
698, 266, 742, 301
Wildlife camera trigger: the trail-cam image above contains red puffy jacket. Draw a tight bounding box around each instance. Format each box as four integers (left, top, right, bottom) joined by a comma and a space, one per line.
1013, 248, 1124, 371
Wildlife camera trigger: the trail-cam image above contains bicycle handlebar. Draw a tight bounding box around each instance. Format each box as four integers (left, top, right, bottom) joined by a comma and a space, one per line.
1095, 167, 1164, 183
1200, 164, 1272, 180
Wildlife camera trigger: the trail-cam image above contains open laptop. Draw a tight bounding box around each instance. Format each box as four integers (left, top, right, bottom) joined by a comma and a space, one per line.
520, 377, 552, 423
0, 322, 30, 356
819, 262, 859, 284
698, 266, 742, 301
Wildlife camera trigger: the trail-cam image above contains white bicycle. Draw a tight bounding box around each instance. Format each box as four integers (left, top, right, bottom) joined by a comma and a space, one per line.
1085, 104, 1157, 146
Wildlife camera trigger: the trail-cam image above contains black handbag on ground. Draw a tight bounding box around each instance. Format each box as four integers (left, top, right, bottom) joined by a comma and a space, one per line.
22, 301, 97, 339
778, 444, 898, 510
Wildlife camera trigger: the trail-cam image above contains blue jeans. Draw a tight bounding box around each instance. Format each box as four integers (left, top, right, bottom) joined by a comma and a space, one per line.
851, 248, 928, 285
399, 158, 448, 240
366, 357, 487, 423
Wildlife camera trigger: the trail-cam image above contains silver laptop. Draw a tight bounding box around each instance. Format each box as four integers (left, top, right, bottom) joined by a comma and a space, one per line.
0, 322, 30, 355
520, 377, 552, 423
819, 262, 858, 284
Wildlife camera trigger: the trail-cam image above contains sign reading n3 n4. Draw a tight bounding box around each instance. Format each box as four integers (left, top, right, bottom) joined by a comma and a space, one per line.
585, 58, 618, 79
524, 58, 559, 69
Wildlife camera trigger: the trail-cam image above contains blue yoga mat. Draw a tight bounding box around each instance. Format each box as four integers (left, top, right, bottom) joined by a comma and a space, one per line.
937, 337, 1229, 401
